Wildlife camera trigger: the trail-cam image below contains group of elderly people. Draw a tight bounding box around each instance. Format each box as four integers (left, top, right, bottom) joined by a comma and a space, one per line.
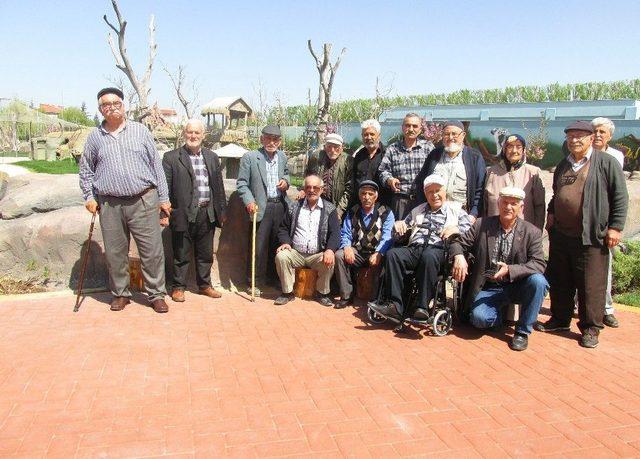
81, 87, 627, 353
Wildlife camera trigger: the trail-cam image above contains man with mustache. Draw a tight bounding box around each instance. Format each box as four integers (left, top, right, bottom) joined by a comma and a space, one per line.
537, 121, 628, 349
413, 120, 486, 223
351, 119, 390, 207
378, 113, 434, 219
334, 180, 394, 308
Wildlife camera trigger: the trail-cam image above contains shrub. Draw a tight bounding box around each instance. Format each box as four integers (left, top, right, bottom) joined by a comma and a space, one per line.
612, 240, 640, 294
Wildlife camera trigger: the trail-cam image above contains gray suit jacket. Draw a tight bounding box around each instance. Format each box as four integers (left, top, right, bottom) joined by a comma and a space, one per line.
236, 148, 290, 222
449, 216, 546, 315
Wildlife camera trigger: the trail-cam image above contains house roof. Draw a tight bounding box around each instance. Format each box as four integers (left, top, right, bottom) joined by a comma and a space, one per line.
39, 103, 63, 114
159, 108, 177, 117
213, 143, 248, 158
201, 97, 252, 117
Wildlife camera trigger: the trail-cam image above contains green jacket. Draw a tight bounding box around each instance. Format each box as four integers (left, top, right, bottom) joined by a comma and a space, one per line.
305, 150, 353, 215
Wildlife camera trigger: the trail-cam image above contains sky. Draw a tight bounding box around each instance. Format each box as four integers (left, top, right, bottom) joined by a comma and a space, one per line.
2, 0, 640, 118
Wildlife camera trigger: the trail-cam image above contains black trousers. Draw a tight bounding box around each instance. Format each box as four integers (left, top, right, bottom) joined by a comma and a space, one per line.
171, 207, 215, 290
546, 229, 608, 332
246, 201, 285, 286
390, 193, 412, 220
383, 245, 444, 315
335, 248, 372, 300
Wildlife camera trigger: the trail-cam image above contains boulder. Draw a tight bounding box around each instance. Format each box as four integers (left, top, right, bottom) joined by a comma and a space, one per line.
0, 174, 84, 220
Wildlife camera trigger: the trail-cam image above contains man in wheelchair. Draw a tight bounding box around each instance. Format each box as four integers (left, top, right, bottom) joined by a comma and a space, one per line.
368, 174, 472, 323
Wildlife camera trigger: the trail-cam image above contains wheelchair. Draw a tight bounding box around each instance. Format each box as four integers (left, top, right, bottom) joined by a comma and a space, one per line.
366, 239, 463, 336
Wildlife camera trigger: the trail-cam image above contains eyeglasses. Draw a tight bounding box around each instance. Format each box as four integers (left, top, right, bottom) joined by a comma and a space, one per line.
566, 132, 592, 140
304, 185, 322, 191
442, 131, 464, 139
100, 101, 123, 110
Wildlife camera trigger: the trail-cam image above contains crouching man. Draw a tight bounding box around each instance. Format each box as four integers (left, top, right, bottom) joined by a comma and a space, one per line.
450, 187, 548, 351
274, 174, 341, 307
369, 174, 472, 322
334, 180, 394, 308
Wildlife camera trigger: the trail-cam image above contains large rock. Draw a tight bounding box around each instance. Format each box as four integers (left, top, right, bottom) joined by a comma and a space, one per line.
0, 174, 84, 220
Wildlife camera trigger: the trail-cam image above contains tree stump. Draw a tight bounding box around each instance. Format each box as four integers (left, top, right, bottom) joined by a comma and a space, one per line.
356, 265, 381, 301
294, 268, 317, 299
129, 256, 144, 291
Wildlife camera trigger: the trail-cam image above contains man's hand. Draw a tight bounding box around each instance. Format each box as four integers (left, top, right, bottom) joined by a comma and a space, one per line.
394, 221, 408, 236
276, 243, 292, 253
343, 246, 356, 265
369, 252, 382, 266
160, 202, 172, 216
159, 216, 169, 227
605, 228, 622, 248
468, 215, 477, 224
491, 261, 509, 281
441, 226, 460, 240
246, 202, 258, 215
296, 190, 306, 200
387, 177, 401, 192
545, 213, 554, 232
276, 179, 289, 191
323, 249, 335, 267
85, 199, 99, 215
452, 254, 468, 282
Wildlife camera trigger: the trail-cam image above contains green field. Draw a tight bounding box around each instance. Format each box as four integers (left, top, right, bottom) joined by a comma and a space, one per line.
13, 159, 78, 174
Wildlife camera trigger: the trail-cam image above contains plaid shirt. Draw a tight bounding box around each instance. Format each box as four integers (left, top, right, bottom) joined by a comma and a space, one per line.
378, 138, 434, 195
187, 150, 210, 205
262, 150, 280, 198
490, 222, 517, 266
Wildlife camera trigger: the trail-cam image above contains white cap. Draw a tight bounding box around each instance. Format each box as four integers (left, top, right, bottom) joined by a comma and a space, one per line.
499, 186, 526, 200
325, 133, 344, 145
423, 174, 446, 188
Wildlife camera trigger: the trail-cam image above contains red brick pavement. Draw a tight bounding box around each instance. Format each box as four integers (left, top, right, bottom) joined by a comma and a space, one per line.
0, 291, 639, 458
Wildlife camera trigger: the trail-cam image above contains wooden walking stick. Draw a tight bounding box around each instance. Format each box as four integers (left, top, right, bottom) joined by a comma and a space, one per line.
74, 212, 97, 312
251, 206, 258, 302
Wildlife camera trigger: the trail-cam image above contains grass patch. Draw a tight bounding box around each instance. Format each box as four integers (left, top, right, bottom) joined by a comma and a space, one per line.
614, 291, 640, 307
0, 276, 47, 295
13, 158, 78, 174
290, 176, 303, 188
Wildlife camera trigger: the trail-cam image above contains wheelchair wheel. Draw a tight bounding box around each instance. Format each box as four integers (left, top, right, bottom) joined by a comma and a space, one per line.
432, 309, 452, 336
367, 306, 387, 324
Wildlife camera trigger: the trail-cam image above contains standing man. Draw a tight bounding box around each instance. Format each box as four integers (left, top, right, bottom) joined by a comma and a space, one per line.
236, 125, 290, 295
592, 117, 625, 328
79, 87, 170, 313
378, 113, 434, 219
413, 120, 486, 222
352, 119, 390, 207
537, 121, 628, 348
162, 119, 227, 303
303, 133, 353, 218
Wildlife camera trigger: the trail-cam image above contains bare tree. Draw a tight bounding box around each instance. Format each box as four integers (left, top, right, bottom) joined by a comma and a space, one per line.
103, 0, 157, 119
307, 40, 346, 145
163, 64, 198, 119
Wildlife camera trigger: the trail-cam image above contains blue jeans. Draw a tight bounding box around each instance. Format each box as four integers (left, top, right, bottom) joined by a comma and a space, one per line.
470, 273, 549, 335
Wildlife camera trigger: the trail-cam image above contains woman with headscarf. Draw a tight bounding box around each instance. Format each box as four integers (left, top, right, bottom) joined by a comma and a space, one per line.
484, 134, 546, 230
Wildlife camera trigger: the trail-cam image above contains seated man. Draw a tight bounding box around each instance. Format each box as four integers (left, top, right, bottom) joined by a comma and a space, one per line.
334, 180, 395, 308
450, 187, 548, 351
369, 174, 472, 322
274, 174, 341, 307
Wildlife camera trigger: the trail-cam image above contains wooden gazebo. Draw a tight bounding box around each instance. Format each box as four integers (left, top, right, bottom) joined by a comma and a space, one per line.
200, 97, 253, 145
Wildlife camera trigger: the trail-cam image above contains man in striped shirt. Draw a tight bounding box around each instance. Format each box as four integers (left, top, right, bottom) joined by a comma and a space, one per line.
79, 87, 170, 313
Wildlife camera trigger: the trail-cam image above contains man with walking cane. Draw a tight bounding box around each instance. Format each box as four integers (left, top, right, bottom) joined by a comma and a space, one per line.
79, 87, 171, 313
73, 212, 97, 312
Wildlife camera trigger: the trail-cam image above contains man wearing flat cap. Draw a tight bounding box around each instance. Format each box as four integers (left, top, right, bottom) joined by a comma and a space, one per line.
369, 174, 471, 323
378, 113, 434, 220
537, 121, 628, 349
450, 187, 548, 351
413, 120, 486, 222
334, 180, 395, 308
237, 124, 290, 295
302, 133, 353, 218
79, 87, 171, 313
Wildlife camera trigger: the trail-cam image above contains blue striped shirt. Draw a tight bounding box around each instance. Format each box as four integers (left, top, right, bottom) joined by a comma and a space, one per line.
79, 121, 169, 203
262, 150, 280, 199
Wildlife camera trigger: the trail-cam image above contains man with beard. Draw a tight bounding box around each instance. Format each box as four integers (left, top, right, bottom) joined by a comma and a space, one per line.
413, 120, 486, 222
378, 113, 434, 219
351, 119, 390, 207
302, 133, 353, 219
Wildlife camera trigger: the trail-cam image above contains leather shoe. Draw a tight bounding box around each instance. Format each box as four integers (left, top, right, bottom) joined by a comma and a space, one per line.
316, 294, 334, 307
603, 314, 619, 328
509, 333, 528, 351
413, 307, 430, 321
198, 287, 222, 299
110, 296, 130, 311
151, 298, 169, 313
369, 301, 402, 322
274, 292, 295, 305
171, 289, 185, 302
334, 297, 352, 309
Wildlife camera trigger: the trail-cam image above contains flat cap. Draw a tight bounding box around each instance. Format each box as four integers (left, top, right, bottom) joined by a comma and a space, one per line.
564, 120, 594, 134
358, 180, 379, 192
442, 120, 465, 131
423, 174, 446, 188
499, 186, 526, 200
325, 133, 344, 145
503, 133, 526, 149
261, 125, 282, 136
97, 87, 124, 101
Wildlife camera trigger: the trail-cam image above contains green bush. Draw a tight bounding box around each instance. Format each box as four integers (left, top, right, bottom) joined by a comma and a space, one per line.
612, 240, 640, 294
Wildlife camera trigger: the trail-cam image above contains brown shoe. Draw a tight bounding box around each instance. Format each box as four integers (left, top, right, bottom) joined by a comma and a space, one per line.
171, 289, 185, 302
151, 298, 169, 313
110, 296, 130, 311
198, 287, 222, 299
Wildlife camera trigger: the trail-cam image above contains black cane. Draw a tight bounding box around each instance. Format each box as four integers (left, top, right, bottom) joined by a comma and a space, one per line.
74, 212, 97, 312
